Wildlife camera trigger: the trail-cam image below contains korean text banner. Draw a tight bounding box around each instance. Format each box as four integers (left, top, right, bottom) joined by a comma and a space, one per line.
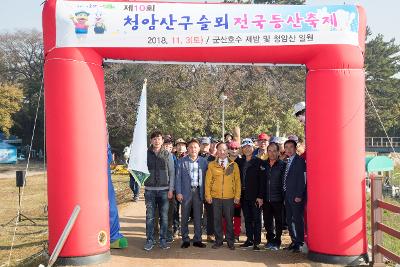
56, 1, 360, 48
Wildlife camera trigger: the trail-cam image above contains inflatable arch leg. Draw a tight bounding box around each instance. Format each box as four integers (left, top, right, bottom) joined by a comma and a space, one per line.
306, 69, 367, 265
45, 48, 110, 265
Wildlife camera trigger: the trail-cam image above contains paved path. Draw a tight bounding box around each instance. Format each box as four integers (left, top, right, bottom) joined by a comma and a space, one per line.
96, 199, 329, 267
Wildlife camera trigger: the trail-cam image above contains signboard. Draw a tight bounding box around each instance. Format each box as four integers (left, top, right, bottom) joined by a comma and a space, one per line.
0, 143, 17, 164
56, 1, 360, 48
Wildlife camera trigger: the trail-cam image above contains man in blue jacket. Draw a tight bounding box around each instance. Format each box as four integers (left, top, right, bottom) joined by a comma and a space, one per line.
176, 139, 208, 249
282, 139, 306, 253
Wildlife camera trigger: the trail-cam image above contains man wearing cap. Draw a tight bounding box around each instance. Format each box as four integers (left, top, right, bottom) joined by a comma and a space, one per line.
260, 142, 286, 251
175, 139, 208, 249
236, 138, 263, 250
293, 101, 307, 161
270, 136, 287, 161
175, 138, 187, 160
293, 101, 306, 125
199, 137, 214, 162
253, 133, 270, 160
282, 139, 306, 253
208, 138, 219, 161
224, 133, 233, 143
225, 141, 242, 242
205, 142, 241, 250
200, 137, 217, 242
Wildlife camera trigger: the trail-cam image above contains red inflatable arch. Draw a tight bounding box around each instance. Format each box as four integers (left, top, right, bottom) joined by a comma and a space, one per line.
43, 0, 367, 265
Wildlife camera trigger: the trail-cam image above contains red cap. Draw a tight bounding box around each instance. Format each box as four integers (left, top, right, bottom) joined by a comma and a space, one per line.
227, 141, 240, 149
258, 133, 270, 141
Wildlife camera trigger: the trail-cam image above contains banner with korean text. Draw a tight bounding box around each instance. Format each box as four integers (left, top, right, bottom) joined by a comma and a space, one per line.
56, 1, 360, 48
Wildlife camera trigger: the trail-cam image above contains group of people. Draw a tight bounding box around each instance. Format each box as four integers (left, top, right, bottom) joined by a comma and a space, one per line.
123, 101, 308, 253
139, 127, 307, 252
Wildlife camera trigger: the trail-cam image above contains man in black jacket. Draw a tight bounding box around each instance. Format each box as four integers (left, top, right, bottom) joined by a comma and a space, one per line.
260, 142, 286, 250
236, 138, 263, 250
282, 139, 306, 253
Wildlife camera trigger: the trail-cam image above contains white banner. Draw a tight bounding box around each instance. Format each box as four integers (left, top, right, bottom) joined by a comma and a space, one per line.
56, 1, 360, 48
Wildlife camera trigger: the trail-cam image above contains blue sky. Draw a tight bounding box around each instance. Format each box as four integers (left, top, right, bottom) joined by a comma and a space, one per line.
0, 0, 398, 43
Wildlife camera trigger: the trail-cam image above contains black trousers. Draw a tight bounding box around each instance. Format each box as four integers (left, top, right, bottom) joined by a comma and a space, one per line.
212, 198, 234, 246
204, 202, 214, 235
241, 199, 262, 245
262, 201, 284, 246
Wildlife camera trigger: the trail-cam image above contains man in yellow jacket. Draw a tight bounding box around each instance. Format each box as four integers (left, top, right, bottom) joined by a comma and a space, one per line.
205, 142, 241, 250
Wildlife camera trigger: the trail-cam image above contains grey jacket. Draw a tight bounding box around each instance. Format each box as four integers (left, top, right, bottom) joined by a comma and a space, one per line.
145, 147, 175, 191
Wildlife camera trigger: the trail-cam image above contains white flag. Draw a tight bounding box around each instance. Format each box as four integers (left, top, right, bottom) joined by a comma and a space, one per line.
128, 79, 150, 185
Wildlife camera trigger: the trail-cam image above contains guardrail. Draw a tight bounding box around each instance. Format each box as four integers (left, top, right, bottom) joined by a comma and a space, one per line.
366, 137, 400, 148
371, 174, 400, 266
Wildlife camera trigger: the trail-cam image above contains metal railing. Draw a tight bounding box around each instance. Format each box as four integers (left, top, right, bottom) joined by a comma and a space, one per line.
366, 137, 400, 148
371, 174, 400, 266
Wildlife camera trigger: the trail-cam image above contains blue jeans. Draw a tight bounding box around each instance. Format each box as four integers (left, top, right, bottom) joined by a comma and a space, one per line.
129, 174, 140, 197
145, 189, 169, 243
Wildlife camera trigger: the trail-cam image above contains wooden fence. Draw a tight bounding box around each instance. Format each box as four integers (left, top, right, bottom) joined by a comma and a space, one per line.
371, 175, 400, 266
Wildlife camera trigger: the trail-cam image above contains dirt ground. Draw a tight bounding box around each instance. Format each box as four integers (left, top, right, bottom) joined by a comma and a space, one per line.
0, 174, 343, 267
96, 199, 335, 267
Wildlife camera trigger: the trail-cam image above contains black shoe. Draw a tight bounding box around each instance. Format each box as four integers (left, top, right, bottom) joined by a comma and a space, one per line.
253, 245, 260, 251
240, 240, 254, 248
181, 241, 190, 248
193, 241, 206, 248
228, 244, 235, 250
212, 243, 223, 249
284, 242, 295, 251
292, 245, 301, 253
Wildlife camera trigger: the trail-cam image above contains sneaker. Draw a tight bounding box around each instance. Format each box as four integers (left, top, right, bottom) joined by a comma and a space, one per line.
181, 241, 190, 248
228, 244, 235, 250
270, 245, 279, 251
291, 244, 301, 253
110, 237, 128, 249
265, 242, 274, 250
284, 242, 295, 251
240, 240, 254, 248
133, 195, 139, 202
173, 230, 179, 238
193, 241, 206, 248
144, 240, 154, 251
212, 243, 223, 249
253, 245, 261, 251
160, 240, 170, 250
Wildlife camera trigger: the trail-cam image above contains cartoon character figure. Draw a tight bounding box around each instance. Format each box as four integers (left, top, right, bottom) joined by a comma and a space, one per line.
70, 11, 90, 35
94, 12, 106, 34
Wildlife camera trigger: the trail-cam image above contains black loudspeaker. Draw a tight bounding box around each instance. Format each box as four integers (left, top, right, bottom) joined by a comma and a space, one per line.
16, 170, 26, 187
